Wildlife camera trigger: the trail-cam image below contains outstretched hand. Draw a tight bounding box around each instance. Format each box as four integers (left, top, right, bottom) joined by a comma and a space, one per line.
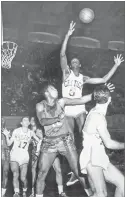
114, 54, 124, 67
67, 21, 76, 36
105, 83, 115, 92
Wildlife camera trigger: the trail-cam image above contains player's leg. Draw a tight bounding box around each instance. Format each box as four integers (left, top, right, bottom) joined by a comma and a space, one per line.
61, 136, 92, 196
67, 113, 87, 186
104, 162, 124, 197
10, 161, 20, 197
30, 156, 38, 197
20, 163, 28, 197
36, 151, 57, 197
53, 157, 65, 196
86, 162, 107, 197
75, 112, 87, 134
2, 159, 9, 197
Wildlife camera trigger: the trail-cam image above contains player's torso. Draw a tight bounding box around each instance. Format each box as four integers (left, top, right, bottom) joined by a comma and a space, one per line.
12, 128, 32, 151
83, 109, 106, 143
62, 70, 84, 98
42, 100, 67, 137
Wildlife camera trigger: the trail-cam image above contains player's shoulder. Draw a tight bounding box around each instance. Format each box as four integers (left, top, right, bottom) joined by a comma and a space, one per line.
88, 110, 106, 123
58, 98, 65, 108
12, 127, 22, 135
13, 127, 21, 132
82, 75, 90, 83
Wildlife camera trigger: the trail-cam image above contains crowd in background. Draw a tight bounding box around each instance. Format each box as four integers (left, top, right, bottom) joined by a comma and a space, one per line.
1, 45, 125, 116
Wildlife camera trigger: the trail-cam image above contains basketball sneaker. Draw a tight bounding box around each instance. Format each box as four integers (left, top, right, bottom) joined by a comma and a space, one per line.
23, 192, 27, 197
66, 172, 78, 186
13, 193, 20, 197
29, 193, 34, 197
59, 192, 69, 197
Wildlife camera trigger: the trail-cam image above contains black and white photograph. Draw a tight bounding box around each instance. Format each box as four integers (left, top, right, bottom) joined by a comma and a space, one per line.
1, 1, 125, 197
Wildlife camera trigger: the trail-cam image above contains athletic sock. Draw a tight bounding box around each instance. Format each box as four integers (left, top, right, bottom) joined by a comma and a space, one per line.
14, 188, 19, 194
23, 188, 27, 192
32, 187, 34, 194
85, 188, 92, 196
2, 188, 6, 196
36, 194, 43, 197
58, 185, 63, 194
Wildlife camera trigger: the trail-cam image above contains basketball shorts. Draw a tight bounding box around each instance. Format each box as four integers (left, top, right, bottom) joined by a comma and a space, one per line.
10, 148, 29, 166
80, 135, 110, 174
64, 105, 87, 117
41, 133, 76, 154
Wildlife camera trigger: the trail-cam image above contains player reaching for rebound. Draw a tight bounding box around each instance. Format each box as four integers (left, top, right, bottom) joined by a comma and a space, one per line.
1, 117, 10, 197
3, 117, 40, 197
35, 82, 95, 197
60, 21, 124, 186
80, 85, 124, 197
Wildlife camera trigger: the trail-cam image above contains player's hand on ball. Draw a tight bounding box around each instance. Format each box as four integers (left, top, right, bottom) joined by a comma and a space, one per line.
105, 83, 115, 92
114, 54, 124, 66
67, 21, 76, 36
2, 128, 10, 137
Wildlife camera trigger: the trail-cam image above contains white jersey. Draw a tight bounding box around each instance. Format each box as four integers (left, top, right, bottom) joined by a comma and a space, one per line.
80, 109, 109, 174
62, 70, 89, 117
62, 70, 84, 98
11, 127, 33, 151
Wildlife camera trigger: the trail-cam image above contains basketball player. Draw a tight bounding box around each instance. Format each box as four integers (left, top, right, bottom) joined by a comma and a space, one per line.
35, 82, 95, 197
60, 21, 124, 186
80, 85, 124, 197
1, 117, 10, 197
29, 117, 43, 197
3, 117, 40, 197
29, 117, 65, 197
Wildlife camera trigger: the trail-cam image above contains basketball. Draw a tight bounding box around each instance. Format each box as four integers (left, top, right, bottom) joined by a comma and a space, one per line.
79, 8, 94, 24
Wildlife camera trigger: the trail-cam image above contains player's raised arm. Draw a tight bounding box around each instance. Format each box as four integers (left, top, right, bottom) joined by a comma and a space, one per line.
59, 94, 92, 108
97, 114, 124, 150
60, 21, 76, 78
84, 54, 124, 84
2, 128, 14, 146
36, 102, 60, 126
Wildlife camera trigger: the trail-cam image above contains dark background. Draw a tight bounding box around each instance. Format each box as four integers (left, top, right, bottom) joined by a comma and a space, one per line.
1, 2, 125, 197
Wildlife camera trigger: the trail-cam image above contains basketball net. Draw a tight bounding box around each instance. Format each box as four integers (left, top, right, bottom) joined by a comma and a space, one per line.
2, 41, 18, 69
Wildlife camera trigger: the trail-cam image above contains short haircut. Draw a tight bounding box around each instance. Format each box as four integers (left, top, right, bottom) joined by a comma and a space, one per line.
40, 80, 56, 98
93, 85, 111, 104
20, 116, 29, 122
40, 81, 50, 98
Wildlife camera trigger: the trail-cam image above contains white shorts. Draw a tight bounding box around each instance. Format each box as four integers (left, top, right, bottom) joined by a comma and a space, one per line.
80, 135, 109, 174
10, 148, 29, 166
65, 105, 87, 118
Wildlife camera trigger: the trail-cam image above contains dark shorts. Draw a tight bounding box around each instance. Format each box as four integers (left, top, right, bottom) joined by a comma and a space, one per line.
2, 149, 10, 162
31, 146, 40, 165
41, 133, 76, 154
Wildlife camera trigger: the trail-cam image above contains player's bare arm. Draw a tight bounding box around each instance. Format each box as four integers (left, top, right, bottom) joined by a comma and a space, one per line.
96, 114, 124, 150
2, 128, 14, 146
58, 94, 92, 109
60, 21, 76, 80
31, 130, 40, 143
36, 102, 61, 126
36, 129, 43, 141
84, 54, 124, 84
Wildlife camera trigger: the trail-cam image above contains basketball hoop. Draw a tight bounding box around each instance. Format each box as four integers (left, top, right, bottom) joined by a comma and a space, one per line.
1, 41, 18, 69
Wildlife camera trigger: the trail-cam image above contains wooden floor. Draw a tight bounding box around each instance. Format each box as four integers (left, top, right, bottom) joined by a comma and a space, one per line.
6, 174, 115, 197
